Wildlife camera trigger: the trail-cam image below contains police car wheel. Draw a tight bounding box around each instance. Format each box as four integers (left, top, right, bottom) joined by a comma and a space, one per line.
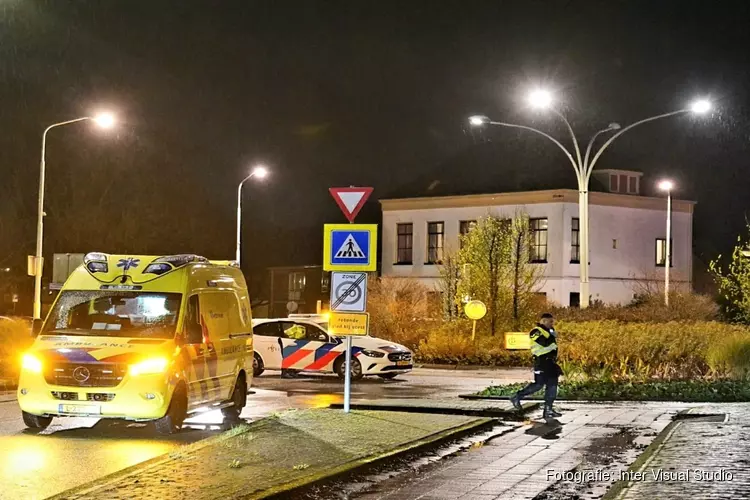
155, 385, 187, 435
22, 411, 52, 429
253, 353, 264, 377
222, 375, 247, 421
336, 357, 363, 381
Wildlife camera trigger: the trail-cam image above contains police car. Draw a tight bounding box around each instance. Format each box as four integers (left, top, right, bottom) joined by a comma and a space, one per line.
251, 318, 413, 380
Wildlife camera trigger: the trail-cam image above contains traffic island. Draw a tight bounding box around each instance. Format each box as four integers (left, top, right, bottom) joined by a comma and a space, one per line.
51, 409, 493, 500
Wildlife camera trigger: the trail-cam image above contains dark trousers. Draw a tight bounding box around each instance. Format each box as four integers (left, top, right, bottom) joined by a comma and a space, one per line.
515, 368, 558, 405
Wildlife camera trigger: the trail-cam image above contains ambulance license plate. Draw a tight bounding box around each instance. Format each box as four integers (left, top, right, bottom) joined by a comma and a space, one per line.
58, 404, 101, 415
396, 360, 410, 366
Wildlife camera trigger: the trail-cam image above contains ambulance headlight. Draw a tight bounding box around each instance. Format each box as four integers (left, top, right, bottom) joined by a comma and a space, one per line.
130, 357, 169, 376
361, 349, 385, 358
21, 353, 43, 373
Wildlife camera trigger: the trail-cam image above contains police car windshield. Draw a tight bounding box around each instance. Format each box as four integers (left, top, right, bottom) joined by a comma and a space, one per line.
43, 291, 182, 339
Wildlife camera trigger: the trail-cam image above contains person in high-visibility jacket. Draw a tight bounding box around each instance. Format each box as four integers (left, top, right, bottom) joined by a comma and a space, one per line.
510, 312, 563, 419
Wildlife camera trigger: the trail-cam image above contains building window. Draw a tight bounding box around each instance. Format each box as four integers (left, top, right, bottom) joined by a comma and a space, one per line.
655, 238, 673, 267
610, 174, 618, 192
396, 223, 413, 264
628, 176, 638, 194
288, 272, 306, 301
569, 292, 580, 308
529, 218, 548, 263
321, 273, 330, 294
426, 222, 445, 264
570, 217, 580, 263
459, 220, 476, 248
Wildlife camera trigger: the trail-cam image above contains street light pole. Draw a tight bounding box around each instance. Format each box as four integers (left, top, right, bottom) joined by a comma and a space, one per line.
33, 115, 115, 320
468, 97, 710, 308
235, 166, 268, 266
658, 180, 674, 306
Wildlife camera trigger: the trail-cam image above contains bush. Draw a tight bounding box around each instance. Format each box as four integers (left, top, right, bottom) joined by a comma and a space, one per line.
0, 317, 33, 382
479, 379, 750, 402
367, 277, 433, 351
557, 320, 750, 380
551, 292, 719, 323
707, 334, 750, 379
415, 320, 531, 366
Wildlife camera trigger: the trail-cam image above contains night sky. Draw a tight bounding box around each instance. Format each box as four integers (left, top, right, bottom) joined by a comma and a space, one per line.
1, 1, 749, 293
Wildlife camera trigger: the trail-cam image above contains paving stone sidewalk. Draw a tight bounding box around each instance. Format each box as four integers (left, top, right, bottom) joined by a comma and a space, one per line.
617, 403, 750, 500
357, 402, 688, 500
51, 409, 493, 500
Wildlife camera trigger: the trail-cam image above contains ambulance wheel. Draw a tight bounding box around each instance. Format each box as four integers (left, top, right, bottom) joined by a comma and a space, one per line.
22, 411, 52, 430
222, 374, 247, 422
155, 385, 187, 435
335, 357, 363, 381
378, 373, 398, 380
253, 353, 265, 377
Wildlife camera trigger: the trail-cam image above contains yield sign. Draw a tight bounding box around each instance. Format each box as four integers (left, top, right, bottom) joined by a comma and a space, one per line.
329, 187, 373, 223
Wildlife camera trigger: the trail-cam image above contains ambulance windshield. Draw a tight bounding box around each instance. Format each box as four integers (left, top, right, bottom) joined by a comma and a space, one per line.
43, 290, 182, 339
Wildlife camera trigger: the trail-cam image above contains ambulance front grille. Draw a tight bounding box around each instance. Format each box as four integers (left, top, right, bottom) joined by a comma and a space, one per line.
44, 362, 127, 388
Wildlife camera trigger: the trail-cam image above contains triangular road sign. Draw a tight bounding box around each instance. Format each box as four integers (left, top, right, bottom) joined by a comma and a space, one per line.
334, 234, 366, 258
329, 187, 373, 223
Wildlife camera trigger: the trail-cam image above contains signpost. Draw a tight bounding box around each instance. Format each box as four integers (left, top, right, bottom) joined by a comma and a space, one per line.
330, 272, 368, 312
329, 187, 373, 223
464, 300, 487, 341
326, 187, 375, 413
505, 332, 531, 350
323, 223, 378, 272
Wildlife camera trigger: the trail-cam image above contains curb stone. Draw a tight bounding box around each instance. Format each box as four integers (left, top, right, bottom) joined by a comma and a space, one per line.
601, 408, 694, 500
260, 417, 495, 499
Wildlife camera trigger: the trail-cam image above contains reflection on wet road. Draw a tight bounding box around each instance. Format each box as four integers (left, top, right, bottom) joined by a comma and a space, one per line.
0, 367, 526, 499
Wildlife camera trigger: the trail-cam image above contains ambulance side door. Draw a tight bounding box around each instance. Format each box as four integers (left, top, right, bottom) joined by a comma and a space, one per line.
182, 294, 220, 406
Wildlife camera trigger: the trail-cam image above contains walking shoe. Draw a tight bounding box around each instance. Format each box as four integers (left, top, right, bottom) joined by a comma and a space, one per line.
509, 394, 523, 411
543, 405, 562, 419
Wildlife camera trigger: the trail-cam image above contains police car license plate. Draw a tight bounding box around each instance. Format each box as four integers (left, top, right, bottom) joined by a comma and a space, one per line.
58, 404, 101, 415
395, 360, 410, 366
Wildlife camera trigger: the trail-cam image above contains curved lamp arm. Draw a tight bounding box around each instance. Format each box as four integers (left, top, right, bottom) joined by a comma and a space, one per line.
488, 121, 580, 181
586, 109, 688, 181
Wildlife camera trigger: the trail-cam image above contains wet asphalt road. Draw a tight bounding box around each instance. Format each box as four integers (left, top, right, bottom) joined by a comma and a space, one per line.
0, 368, 528, 500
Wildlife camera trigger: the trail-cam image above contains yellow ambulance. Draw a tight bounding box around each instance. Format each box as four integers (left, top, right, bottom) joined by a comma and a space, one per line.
17, 253, 253, 434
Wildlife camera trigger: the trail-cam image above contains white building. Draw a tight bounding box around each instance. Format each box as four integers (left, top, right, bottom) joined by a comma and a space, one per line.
380, 170, 694, 307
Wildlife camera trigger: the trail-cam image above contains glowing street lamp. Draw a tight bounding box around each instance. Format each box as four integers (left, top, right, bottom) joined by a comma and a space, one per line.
528, 88, 554, 109
33, 112, 118, 320
658, 180, 674, 306
690, 99, 711, 114
236, 165, 269, 265
468, 93, 711, 308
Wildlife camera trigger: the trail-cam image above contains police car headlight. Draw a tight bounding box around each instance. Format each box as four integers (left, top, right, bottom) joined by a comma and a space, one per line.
361, 349, 385, 358
130, 357, 169, 376
21, 353, 43, 373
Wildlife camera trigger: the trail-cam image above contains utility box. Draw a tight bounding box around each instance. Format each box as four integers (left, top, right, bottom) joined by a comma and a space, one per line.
51, 253, 84, 290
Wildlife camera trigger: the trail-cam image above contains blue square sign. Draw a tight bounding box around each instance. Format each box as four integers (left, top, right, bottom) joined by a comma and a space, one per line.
323, 223, 377, 271
330, 230, 371, 266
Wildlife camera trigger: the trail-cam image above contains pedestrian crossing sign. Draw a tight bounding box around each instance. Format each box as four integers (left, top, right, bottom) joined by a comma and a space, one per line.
323, 224, 378, 271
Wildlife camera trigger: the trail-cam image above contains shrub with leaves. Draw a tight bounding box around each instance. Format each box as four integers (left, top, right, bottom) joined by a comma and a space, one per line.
711, 227, 750, 323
